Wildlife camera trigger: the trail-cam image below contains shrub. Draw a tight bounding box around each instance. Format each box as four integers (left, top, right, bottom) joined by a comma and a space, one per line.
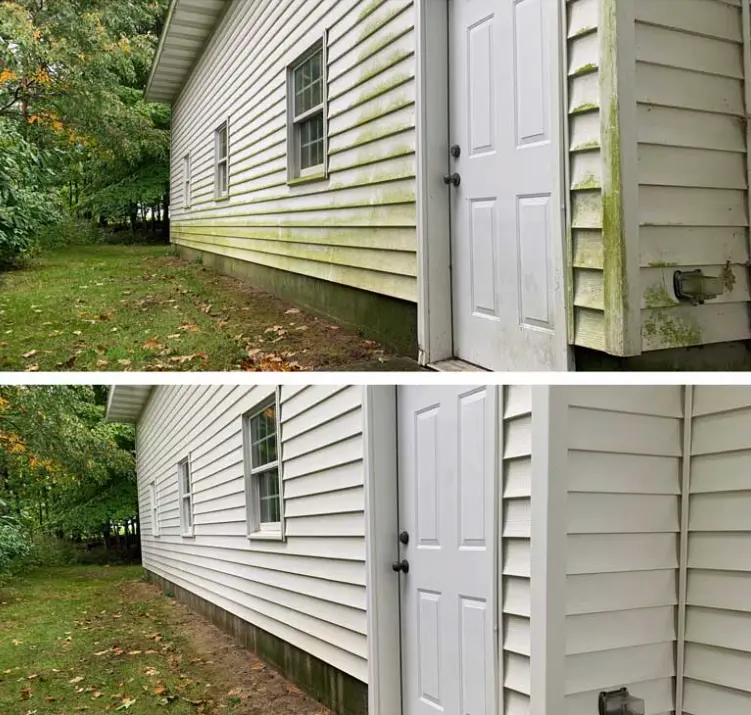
0, 516, 31, 579
0, 119, 60, 268
37, 217, 103, 249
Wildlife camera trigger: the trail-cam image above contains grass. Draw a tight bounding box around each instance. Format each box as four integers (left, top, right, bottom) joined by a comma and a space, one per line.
0, 245, 400, 372
0, 566, 330, 715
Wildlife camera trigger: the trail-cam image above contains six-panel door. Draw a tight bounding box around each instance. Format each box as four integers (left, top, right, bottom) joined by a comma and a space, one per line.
397, 386, 498, 715
448, 0, 565, 371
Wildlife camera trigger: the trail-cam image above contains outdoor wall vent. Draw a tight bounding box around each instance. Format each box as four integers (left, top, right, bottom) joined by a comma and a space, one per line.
674, 269, 725, 305
598, 688, 645, 715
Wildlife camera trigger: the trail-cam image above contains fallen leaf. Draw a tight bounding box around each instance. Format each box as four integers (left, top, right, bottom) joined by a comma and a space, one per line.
22, 350, 39, 359
118, 359, 132, 367
127, 650, 142, 656
91, 692, 103, 699
115, 697, 136, 711
153, 683, 168, 696
24, 365, 40, 373
96, 360, 109, 368
73, 330, 82, 336
178, 323, 200, 333
142, 339, 165, 351
26, 675, 38, 681
69, 676, 84, 684
20, 688, 32, 700
44, 696, 56, 702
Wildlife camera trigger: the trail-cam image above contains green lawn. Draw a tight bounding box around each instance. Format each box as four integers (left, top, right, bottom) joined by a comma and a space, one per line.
0, 245, 399, 372
0, 566, 330, 715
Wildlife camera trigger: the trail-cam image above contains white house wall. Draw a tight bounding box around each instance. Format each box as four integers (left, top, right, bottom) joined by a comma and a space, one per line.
634, 0, 751, 352
169, 0, 418, 303
684, 387, 751, 715
503, 386, 533, 715
136, 385, 368, 683
561, 386, 684, 715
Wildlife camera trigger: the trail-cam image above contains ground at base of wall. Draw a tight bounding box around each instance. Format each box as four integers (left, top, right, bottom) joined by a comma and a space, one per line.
0, 245, 419, 372
0, 565, 332, 715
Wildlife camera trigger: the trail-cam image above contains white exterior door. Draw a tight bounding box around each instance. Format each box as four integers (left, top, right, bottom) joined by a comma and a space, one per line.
448, 0, 566, 371
397, 386, 498, 715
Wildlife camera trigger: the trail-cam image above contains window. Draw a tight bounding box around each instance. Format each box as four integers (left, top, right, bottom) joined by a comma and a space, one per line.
150, 481, 160, 536
288, 37, 327, 181
215, 121, 229, 198
183, 153, 191, 208
243, 390, 284, 539
178, 457, 194, 537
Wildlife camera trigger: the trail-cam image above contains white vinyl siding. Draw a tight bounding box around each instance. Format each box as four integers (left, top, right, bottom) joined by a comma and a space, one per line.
567, 0, 607, 351
503, 386, 533, 715
634, 0, 751, 352
562, 386, 683, 715
684, 387, 751, 715
135, 385, 368, 683
169, 0, 418, 303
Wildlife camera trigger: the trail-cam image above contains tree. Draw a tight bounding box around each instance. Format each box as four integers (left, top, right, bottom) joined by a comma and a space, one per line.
0, 386, 138, 542
0, 0, 171, 259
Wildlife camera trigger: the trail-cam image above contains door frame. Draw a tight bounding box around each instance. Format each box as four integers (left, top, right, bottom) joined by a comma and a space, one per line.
414, 0, 573, 370
363, 385, 503, 715
363, 386, 402, 715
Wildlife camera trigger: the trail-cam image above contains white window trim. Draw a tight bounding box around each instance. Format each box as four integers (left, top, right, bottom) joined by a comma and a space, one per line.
183, 153, 191, 209
150, 481, 160, 537
214, 118, 230, 200
178, 456, 194, 538
243, 388, 285, 542
286, 31, 329, 184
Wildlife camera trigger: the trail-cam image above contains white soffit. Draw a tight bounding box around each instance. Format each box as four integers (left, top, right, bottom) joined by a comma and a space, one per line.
105, 386, 153, 424
145, 0, 228, 104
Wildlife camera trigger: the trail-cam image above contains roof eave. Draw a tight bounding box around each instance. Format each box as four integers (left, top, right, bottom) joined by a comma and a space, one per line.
105, 386, 154, 424
144, 0, 229, 105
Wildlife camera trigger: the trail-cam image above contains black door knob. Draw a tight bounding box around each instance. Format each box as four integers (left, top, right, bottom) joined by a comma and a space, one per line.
399, 531, 410, 545
392, 560, 410, 574
443, 173, 461, 187
450, 144, 462, 158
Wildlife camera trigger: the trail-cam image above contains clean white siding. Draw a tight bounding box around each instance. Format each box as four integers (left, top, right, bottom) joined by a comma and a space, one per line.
503, 386, 533, 715
136, 385, 368, 683
169, 0, 418, 303
567, 0, 608, 350
634, 0, 751, 352
563, 387, 683, 715
685, 387, 751, 715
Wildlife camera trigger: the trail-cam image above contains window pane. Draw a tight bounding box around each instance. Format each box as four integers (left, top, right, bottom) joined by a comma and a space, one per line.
218, 125, 228, 159
299, 113, 324, 170
258, 468, 280, 524
294, 49, 323, 116
182, 496, 192, 528
251, 404, 277, 467
218, 162, 227, 195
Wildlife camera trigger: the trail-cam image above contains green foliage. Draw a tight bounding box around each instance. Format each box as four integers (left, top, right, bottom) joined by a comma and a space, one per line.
37, 217, 103, 249
0, 118, 60, 266
0, 0, 171, 253
0, 498, 30, 577
0, 386, 138, 543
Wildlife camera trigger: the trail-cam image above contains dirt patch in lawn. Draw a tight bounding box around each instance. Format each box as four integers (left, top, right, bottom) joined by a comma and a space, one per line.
120, 580, 332, 715
0, 245, 416, 372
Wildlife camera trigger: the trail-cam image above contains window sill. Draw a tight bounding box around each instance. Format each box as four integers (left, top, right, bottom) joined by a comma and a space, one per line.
215, 194, 231, 203
181, 532, 195, 539
248, 531, 284, 542
288, 172, 327, 187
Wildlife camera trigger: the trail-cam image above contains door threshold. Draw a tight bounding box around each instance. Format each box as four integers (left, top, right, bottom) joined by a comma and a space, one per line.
429, 359, 490, 373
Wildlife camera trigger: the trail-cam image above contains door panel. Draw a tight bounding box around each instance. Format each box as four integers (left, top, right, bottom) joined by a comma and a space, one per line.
449, 0, 565, 371
398, 386, 498, 715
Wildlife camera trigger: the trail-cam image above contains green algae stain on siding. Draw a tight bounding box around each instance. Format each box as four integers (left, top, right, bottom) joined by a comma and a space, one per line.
643, 309, 702, 350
